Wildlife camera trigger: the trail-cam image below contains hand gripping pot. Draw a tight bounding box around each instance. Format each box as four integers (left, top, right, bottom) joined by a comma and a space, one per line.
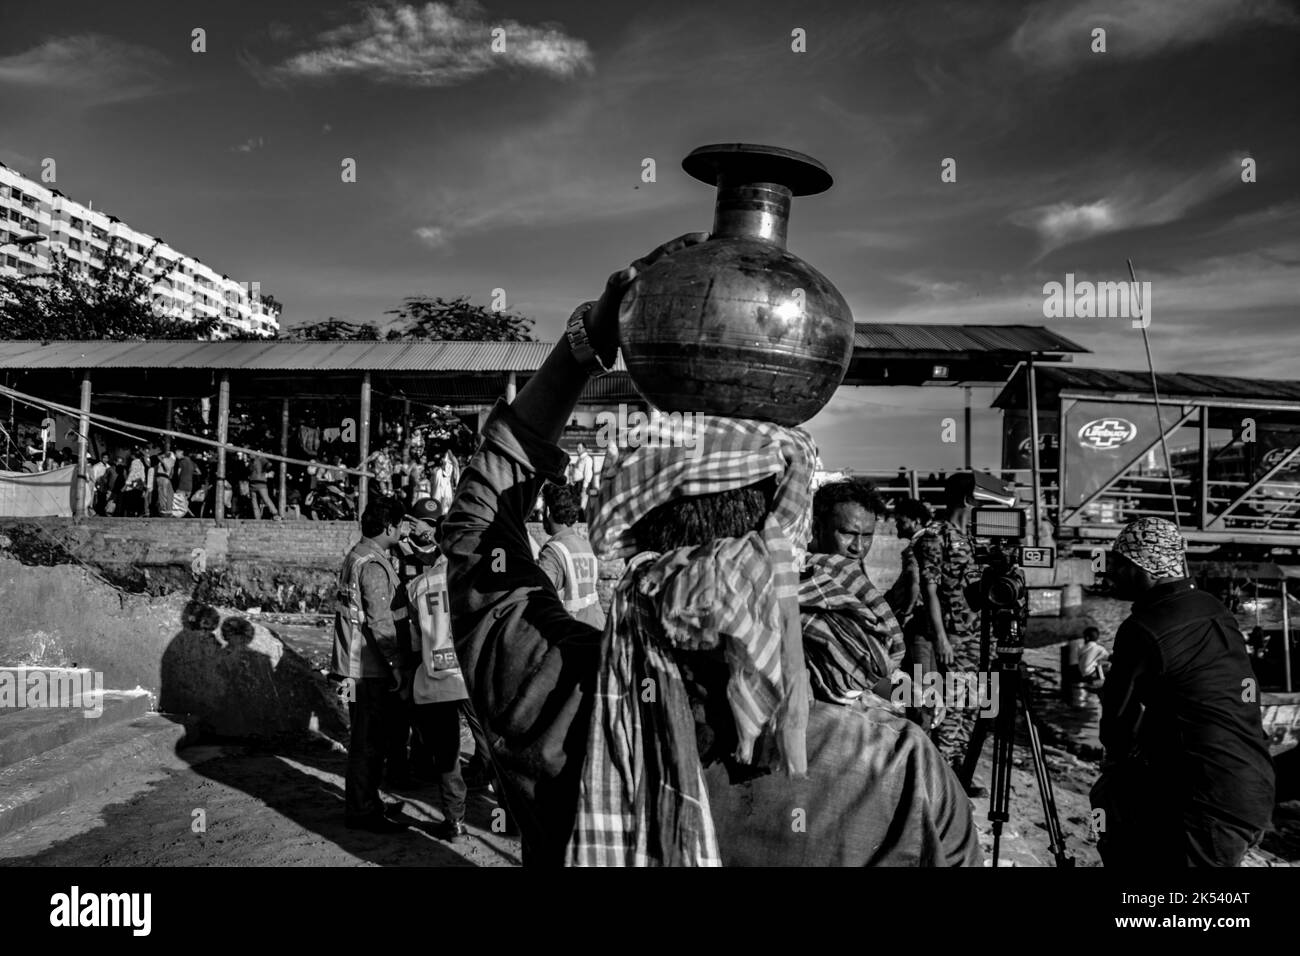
618, 143, 855, 426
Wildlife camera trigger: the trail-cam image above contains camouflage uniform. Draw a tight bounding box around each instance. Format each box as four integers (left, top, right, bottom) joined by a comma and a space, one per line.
913, 518, 982, 768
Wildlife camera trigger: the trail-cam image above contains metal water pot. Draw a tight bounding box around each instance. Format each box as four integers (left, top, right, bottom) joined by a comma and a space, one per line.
618, 143, 854, 426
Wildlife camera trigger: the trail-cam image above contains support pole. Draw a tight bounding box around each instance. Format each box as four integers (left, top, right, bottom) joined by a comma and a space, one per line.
215, 373, 229, 524
76, 372, 91, 516
165, 397, 174, 434
358, 372, 371, 514
909, 469, 920, 500
7, 373, 14, 465
963, 386, 973, 471
1284, 578, 1293, 694
506, 371, 518, 403
402, 398, 411, 457
1027, 358, 1043, 548
1199, 409, 1209, 530
279, 398, 290, 516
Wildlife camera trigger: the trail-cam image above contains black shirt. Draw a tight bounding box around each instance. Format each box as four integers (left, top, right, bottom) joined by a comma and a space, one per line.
1101, 578, 1275, 828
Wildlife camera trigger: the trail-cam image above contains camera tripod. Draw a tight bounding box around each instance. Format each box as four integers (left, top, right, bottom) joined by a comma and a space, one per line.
957, 609, 1074, 867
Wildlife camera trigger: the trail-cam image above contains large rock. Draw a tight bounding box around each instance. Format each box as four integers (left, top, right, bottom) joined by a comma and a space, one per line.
159, 602, 347, 743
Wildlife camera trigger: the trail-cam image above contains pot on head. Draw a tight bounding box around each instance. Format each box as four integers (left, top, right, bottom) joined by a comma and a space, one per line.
618, 143, 854, 426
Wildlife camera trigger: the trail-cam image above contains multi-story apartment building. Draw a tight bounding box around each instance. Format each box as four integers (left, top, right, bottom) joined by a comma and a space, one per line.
0, 162, 281, 338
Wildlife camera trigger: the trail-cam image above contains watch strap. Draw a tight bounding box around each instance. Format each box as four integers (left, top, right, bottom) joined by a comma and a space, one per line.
565, 301, 612, 375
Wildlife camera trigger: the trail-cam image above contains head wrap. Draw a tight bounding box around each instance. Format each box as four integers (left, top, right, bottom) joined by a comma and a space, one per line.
1113, 517, 1185, 579
799, 553, 905, 706
568, 415, 815, 866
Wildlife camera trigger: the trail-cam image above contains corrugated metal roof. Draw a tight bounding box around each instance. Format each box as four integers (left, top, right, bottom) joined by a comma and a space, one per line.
853, 324, 1088, 354
0, 339, 630, 372
994, 366, 1300, 408
0, 325, 1085, 373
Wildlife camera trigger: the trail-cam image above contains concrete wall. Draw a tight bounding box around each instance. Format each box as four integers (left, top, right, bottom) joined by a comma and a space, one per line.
0, 555, 191, 694
0, 517, 614, 613
0, 556, 347, 740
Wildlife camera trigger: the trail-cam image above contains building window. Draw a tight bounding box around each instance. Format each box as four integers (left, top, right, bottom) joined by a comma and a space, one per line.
71, 217, 84, 231
69, 238, 82, 252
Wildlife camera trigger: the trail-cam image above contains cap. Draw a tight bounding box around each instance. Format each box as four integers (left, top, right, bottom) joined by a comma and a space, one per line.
1113, 517, 1184, 579
406, 497, 443, 523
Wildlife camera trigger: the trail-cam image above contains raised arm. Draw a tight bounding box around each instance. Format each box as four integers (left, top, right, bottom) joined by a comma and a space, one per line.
442, 232, 708, 760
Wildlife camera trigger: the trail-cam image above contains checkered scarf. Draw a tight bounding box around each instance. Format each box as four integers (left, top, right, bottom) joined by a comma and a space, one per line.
567, 415, 816, 866
799, 553, 905, 706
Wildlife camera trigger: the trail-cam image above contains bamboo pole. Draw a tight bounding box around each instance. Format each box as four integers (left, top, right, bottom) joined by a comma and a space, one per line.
358, 372, 371, 513
76, 373, 91, 516
215, 373, 229, 523
279, 398, 290, 514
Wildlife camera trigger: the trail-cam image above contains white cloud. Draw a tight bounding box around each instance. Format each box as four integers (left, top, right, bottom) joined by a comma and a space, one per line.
229, 136, 265, 153
1011, 0, 1298, 70
0, 34, 168, 102
270, 1, 593, 87
413, 225, 449, 249
1010, 158, 1240, 253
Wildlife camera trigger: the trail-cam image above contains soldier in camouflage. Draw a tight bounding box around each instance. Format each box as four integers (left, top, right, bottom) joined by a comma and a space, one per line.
912, 472, 983, 784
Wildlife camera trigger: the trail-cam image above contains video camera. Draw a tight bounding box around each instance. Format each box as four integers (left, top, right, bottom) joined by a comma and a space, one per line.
966, 473, 1039, 659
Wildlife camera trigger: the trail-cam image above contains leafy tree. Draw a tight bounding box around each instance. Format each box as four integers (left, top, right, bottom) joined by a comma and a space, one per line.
385, 295, 534, 341
0, 238, 219, 340
284, 318, 382, 341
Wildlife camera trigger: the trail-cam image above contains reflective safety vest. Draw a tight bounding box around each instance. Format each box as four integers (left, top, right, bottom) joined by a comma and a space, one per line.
404, 551, 468, 704
331, 544, 401, 680
544, 535, 599, 614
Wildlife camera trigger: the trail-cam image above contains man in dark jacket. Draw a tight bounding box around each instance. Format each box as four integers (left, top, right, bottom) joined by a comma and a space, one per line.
442, 234, 979, 867
1093, 517, 1275, 867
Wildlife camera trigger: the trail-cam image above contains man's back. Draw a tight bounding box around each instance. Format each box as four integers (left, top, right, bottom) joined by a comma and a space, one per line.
175, 456, 195, 492
448, 402, 980, 866
706, 701, 979, 866
537, 527, 606, 630
1104, 580, 1273, 827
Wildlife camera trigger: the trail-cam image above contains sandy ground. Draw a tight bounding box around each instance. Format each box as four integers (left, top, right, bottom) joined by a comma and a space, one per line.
1, 611, 1292, 868
0, 738, 521, 867
0, 730, 1293, 867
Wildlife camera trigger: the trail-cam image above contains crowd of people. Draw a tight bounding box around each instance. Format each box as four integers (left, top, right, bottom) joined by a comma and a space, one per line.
11, 432, 469, 524
321, 234, 1278, 868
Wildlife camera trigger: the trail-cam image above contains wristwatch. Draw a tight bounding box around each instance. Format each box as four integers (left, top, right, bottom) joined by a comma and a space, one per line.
565, 301, 613, 376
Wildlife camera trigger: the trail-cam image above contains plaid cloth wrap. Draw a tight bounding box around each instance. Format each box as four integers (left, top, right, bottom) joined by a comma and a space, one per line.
567, 416, 817, 866
799, 553, 906, 705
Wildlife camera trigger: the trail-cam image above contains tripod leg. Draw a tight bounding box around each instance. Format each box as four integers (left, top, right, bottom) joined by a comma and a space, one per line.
1019, 680, 1074, 867
958, 714, 988, 789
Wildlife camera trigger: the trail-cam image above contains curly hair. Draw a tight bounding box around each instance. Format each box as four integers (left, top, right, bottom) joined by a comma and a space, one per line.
812, 478, 886, 531
542, 480, 583, 526
892, 497, 932, 525
632, 480, 774, 554
360, 496, 406, 538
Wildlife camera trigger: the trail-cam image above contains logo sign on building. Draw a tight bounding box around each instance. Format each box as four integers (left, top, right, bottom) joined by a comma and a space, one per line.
1017, 434, 1059, 456
1262, 446, 1296, 469
1077, 418, 1138, 451
1019, 546, 1056, 569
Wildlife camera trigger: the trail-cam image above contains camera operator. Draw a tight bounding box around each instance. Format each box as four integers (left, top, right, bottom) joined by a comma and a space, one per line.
913, 472, 983, 785
1092, 517, 1274, 867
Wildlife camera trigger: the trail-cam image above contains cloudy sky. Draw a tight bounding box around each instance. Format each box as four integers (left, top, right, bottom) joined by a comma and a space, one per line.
1, 0, 1296, 469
